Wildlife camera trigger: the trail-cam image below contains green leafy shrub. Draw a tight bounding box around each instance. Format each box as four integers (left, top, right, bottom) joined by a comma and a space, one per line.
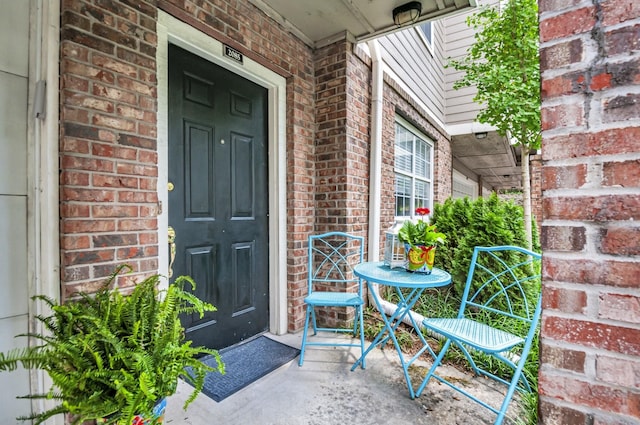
431, 194, 539, 302
0, 265, 224, 425
429, 197, 472, 274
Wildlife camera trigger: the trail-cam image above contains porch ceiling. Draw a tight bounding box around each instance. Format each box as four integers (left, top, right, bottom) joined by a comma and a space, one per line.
452, 132, 524, 190
251, 0, 476, 47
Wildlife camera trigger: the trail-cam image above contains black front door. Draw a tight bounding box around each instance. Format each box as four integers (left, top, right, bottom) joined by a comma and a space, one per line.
168, 44, 269, 349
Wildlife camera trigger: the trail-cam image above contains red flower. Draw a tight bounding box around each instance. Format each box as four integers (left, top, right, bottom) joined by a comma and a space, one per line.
415, 207, 430, 216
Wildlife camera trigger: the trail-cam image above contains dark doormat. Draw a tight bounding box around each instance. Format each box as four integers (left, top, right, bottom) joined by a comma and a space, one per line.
185, 335, 300, 403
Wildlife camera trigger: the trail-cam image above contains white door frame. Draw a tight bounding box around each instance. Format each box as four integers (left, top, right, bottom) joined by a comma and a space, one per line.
157, 11, 288, 335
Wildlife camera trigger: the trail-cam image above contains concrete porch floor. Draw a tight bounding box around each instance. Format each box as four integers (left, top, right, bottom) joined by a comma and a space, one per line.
165, 332, 526, 425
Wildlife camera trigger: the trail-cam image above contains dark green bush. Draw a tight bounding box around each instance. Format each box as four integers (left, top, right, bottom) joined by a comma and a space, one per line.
431, 193, 539, 301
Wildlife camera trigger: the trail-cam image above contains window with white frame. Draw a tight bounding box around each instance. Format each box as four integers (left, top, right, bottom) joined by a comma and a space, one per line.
452, 169, 478, 200
417, 21, 433, 53
394, 117, 434, 218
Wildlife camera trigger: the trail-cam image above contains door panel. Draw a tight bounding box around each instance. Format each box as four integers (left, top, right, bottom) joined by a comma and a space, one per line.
168, 44, 269, 349
231, 132, 256, 218
184, 121, 215, 220
185, 245, 218, 331
231, 241, 255, 315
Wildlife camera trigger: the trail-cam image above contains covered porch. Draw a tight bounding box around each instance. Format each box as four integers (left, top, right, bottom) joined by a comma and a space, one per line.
166, 332, 526, 424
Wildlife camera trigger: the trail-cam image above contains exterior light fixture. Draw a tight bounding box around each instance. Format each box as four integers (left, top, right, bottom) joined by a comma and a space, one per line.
475, 131, 488, 139
393, 1, 422, 26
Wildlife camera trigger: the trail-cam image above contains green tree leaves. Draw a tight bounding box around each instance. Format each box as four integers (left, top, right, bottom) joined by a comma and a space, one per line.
431, 194, 538, 298
447, 0, 541, 248
448, 0, 541, 150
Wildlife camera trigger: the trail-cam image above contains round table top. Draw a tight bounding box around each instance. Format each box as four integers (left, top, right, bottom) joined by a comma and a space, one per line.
354, 261, 451, 288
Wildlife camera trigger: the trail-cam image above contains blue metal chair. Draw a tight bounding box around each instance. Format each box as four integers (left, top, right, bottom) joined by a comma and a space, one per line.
298, 232, 366, 367
416, 245, 542, 425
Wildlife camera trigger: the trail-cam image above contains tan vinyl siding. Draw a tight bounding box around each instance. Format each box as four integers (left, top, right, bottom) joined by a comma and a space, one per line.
378, 20, 446, 122
444, 0, 500, 126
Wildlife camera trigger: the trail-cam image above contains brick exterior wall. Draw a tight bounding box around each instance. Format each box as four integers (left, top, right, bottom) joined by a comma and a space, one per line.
314, 40, 370, 237
58, 0, 453, 333
311, 39, 372, 327
351, 48, 453, 270
538, 1, 640, 423
59, 0, 160, 298
530, 153, 542, 232
381, 75, 453, 205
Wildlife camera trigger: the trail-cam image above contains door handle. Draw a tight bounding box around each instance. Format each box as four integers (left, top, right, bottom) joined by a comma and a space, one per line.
168, 226, 176, 278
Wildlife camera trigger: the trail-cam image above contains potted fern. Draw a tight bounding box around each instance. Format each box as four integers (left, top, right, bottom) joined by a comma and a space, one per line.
0, 265, 224, 425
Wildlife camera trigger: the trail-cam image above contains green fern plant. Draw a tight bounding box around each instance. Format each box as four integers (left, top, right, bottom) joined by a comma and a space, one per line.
0, 265, 224, 425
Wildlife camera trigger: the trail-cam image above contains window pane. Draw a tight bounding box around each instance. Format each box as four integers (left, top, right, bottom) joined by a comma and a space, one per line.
415, 138, 430, 178
394, 119, 434, 220
414, 180, 430, 211
395, 124, 413, 173
395, 174, 411, 217
420, 22, 432, 45
396, 196, 411, 217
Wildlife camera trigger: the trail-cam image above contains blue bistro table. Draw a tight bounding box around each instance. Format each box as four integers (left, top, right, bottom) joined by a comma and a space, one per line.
351, 261, 452, 399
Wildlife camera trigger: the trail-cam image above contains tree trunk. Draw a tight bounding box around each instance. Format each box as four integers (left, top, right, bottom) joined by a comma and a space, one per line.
521, 147, 533, 250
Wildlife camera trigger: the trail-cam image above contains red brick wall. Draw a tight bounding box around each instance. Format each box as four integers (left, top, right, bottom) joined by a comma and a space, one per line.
345, 45, 373, 237
58, 0, 454, 333
530, 153, 542, 232
313, 40, 370, 236
310, 39, 372, 328
59, 0, 317, 332
538, 0, 640, 423
59, 0, 160, 298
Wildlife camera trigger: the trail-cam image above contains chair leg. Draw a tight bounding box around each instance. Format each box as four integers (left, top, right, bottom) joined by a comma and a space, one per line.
298, 305, 313, 366
494, 354, 531, 425
310, 307, 318, 335
494, 382, 518, 425
299, 303, 367, 368
357, 305, 365, 369
416, 339, 452, 397
351, 306, 359, 336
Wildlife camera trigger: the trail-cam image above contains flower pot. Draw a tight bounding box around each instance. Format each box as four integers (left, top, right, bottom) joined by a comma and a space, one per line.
134, 398, 166, 425
98, 398, 167, 425
404, 244, 436, 274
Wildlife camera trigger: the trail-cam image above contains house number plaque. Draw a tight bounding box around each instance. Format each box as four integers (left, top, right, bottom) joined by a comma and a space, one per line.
224, 45, 243, 64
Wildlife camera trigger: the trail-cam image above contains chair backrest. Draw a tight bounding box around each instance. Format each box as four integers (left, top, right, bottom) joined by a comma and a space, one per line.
459, 246, 542, 329
308, 232, 364, 293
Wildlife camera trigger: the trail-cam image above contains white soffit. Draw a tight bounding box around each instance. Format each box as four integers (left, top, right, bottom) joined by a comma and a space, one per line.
252, 0, 477, 47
